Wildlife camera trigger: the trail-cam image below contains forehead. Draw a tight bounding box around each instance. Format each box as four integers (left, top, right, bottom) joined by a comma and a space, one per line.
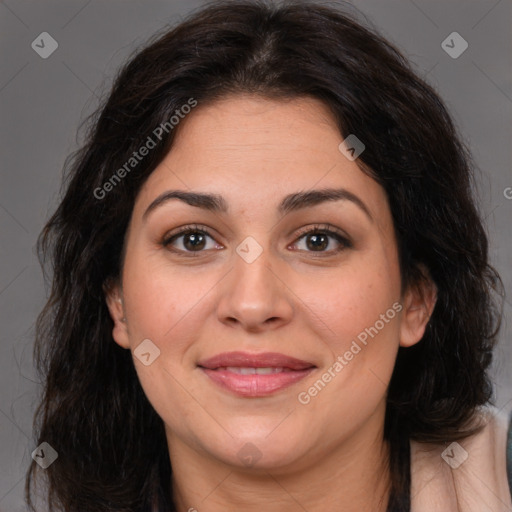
167, 94, 346, 179
133, 94, 390, 225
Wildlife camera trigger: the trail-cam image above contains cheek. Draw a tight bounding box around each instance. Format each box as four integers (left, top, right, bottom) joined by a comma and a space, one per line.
299, 250, 401, 351
120, 254, 207, 430
122, 248, 212, 341
294, 248, 402, 411
132, 361, 199, 441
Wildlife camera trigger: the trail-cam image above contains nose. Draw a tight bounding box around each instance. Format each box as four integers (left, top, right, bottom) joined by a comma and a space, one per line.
216, 242, 294, 333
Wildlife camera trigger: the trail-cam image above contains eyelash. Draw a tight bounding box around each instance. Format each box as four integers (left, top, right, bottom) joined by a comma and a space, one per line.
161, 223, 352, 257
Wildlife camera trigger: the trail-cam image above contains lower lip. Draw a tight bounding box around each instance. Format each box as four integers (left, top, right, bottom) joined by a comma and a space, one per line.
199, 367, 315, 397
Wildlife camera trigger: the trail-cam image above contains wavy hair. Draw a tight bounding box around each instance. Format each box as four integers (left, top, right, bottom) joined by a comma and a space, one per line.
26, 1, 504, 511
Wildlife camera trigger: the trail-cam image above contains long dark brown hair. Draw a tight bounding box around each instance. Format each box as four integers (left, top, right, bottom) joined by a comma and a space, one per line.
26, 1, 504, 511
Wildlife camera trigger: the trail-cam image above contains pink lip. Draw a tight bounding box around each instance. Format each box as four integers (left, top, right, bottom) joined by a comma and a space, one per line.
197, 351, 315, 370
197, 351, 316, 397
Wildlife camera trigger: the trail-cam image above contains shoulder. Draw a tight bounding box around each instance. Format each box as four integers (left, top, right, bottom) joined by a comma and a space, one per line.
410, 405, 512, 512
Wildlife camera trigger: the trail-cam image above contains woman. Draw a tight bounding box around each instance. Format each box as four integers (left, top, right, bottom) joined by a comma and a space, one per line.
25, 1, 512, 511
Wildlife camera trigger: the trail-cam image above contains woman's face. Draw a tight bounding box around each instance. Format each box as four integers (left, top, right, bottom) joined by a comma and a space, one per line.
107, 94, 433, 472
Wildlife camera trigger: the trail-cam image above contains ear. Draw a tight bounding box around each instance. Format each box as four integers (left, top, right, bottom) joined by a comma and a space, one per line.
103, 277, 130, 350
399, 264, 437, 348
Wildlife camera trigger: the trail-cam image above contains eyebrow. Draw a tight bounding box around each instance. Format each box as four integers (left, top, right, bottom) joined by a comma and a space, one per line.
142, 188, 373, 222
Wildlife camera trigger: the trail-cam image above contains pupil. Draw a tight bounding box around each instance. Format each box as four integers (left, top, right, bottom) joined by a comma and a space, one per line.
307, 233, 328, 251
185, 232, 205, 251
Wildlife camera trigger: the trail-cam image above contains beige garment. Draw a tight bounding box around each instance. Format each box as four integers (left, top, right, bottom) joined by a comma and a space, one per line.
410, 406, 512, 512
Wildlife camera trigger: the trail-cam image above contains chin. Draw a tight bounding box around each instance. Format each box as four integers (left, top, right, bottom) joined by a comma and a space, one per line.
211, 432, 306, 470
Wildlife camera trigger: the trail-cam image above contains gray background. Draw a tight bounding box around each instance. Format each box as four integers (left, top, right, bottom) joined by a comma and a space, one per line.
1, 0, 511, 510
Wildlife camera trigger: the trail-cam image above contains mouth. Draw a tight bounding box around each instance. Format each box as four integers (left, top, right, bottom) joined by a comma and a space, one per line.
197, 351, 316, 397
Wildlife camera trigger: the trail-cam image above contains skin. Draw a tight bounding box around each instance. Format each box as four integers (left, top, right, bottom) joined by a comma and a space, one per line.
106, 94, 437, 512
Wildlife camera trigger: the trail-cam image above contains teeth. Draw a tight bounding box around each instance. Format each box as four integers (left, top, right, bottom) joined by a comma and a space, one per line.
219, 367, 290, 374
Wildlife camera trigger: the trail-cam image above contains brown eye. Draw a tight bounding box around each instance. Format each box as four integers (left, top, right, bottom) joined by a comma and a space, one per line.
292, 225, 352, 254
181, 232, 207, 251
304, 232, 330, 251
163, 227, 219, 254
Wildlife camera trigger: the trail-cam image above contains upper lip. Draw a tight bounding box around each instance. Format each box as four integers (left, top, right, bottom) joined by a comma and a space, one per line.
197, 351, 316, 370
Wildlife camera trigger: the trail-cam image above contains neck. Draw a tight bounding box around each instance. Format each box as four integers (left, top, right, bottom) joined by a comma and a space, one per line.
167, 406, 391, 512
